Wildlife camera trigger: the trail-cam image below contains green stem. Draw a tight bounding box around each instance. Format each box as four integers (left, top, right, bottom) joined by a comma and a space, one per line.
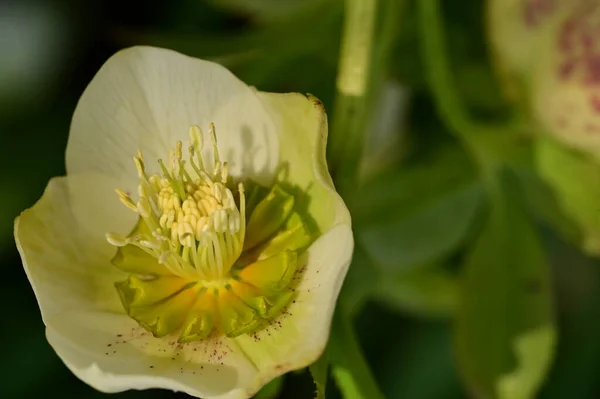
329, 0, 378, 198
330, 310, 387, 399
417, 0, 518, 184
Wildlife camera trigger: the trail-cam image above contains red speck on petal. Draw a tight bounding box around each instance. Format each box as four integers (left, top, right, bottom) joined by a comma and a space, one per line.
559, 59, 577, 80
584, 55, 600, 85
560, 19, 578, 53
582, 31, 594, 53
556, 116, 568, 129
590, 94, 600, 113
586, 123, 600, 134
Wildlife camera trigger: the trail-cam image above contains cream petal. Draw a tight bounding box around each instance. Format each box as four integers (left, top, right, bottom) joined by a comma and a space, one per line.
531, 4, 600, 159
14, 174, 133, 321
256, 92, 351, 231
46, 310, 259, 399
233, 224, 354, 383
67, 46, 279, 193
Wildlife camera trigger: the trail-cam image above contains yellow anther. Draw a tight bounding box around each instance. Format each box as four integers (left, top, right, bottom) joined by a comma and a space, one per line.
168, 149, 174, 173
106, 232, 128, 247
139, 239, 160, 250
133, 156, 146, 179
221, 162, 229, 184
158, 251, 170, 264
176, 141, 183, 160
189, 125, 203, 150
213, 184, 223, 202
159, 214, 168, 228
115, 189, 138, 212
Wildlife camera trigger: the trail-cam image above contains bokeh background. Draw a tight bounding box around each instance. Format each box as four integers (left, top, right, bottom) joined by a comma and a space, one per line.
3, 0, 600, 398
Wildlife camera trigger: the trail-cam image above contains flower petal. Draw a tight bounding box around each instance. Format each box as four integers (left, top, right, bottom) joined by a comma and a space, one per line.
67, 46, 279, 193
14, 174, 134, 321
232, 224, 354, 384
531, 3, 600, 158
256, 92, 351, 231
45, 310, 260, 399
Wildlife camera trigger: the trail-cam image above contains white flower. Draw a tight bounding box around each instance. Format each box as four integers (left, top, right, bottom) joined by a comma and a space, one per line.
14, 46, 353, 399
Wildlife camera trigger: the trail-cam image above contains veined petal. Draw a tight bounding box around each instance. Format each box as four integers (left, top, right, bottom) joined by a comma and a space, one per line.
14, 174, 132, 321
256, 92, 351, 231
67, 46, 279, 193
232, 224, 353, 383
45, 310, 260, 399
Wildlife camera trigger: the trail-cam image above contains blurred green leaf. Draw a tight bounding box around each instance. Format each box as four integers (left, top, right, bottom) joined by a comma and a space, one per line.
208, 0, 327, 23
514, 165, 581, 245
373, 319, 464, 399
330, 312, 385, 399
454, 172, 556, 399
496, 326, 555, 399
309, 352, 328, 399
254, 376, 284, 399
113, 0, 341, 66
536, 137, 600, 255
375, 266, 459, 318
353, 144, 482, 271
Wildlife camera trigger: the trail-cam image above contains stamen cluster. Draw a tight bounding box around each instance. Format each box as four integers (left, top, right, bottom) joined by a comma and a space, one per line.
107, 124, 246, 281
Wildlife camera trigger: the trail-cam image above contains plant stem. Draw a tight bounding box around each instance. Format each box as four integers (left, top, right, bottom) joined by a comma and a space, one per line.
329, 0, 377, 198
417, 0, 519, 185
330, 310, 387, 399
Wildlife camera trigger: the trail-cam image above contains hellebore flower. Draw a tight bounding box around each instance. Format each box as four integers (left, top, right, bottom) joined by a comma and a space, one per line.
488, 0, 600, 156
14, 46, 353, 398
489, 0, 600, 254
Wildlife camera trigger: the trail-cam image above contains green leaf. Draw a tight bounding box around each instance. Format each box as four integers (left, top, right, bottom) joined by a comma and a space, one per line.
309, 352, 328, 399
353, 144, 482, 271
535, 137, 600, 255
496, 326, 556, 399
513, 165, 581, 245
254, 376, 284, 399
454, 172, 556, 399
330, 311, 385, 399
374, 267, 459, 318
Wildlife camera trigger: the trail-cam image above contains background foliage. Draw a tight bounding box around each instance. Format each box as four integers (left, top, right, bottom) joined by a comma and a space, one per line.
2, 0, 600, 398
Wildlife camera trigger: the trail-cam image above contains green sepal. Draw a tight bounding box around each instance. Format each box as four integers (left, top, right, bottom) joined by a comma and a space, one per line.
254, 212, 313, 260
244, 184, 295, 250
243, 179, 271, 219
264, 290, 295, 318
116, 276, 198, 338
178, 288, 217, 343
235, 250, 298, 294
115, 275, 193, 308
229, 281, 295, 318
218, 289, 261, 338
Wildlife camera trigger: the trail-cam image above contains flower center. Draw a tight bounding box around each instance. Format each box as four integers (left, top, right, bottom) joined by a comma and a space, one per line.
106, 124, 314, 342
108, 124, 245, 283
